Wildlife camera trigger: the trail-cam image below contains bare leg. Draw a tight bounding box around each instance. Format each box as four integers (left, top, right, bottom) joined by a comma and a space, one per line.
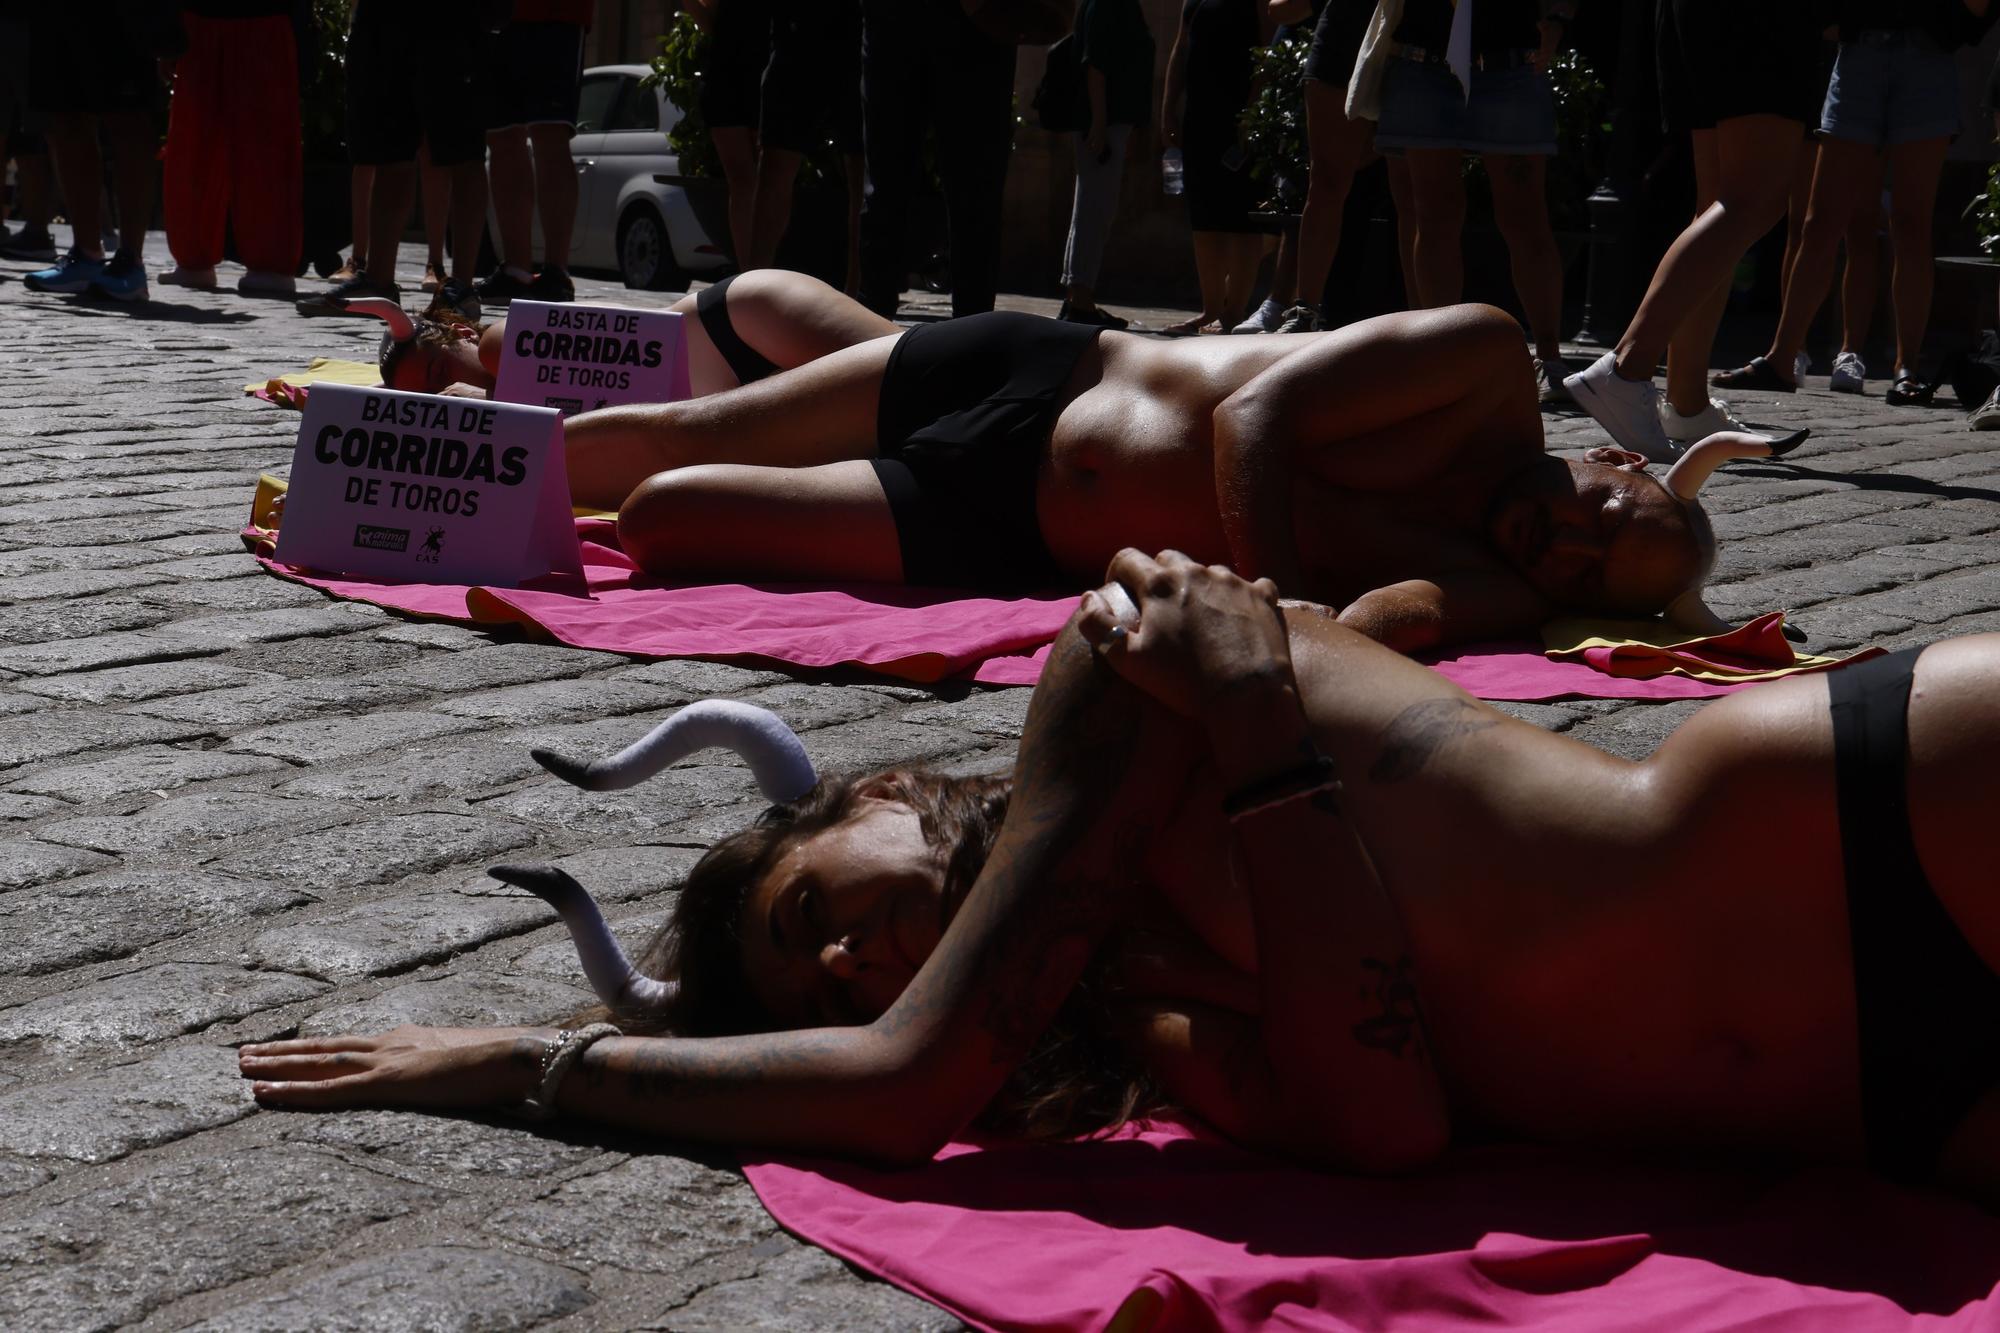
1484, 152, 1564, 362
447, 160, 485, 287
363, 161, 416, 289
563, 331, 900, 508
1613, 114, 1801, 381
485, 126, 533, 274
617, 459, 903, 579
748, 144, 802, 270
1663, 135, 1727, 417
1402, 148, 1466, 309
44, 113, 105, 258
418, 140, 450, 279
1840, 195, 1883, 357
1885, 135, 1948, 380
1780, 140, 1816, 297
531, 123, 577, 273
1221, 232, 1271, 325
711, 125, 759, 264
101, 111, 152, 257
348, 163, 374, 269
1760, 137, 1878, 380
665, 268, 899, 394
15, 150, 51, 231
1294, 84, 1376, 317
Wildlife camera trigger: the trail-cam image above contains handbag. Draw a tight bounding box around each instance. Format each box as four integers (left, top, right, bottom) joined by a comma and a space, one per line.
1032, 34, 1090, 132
1346, 0, 1405, 122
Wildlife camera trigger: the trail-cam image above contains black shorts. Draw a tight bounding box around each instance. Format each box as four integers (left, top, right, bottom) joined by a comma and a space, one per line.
25, 11, 158, 116
345, 1, 489, 166
488, 21, 586, 131
1305, 0, 1369, 88
761, 0, 863, 154
871, 312, 1100, 591
1655, 0, 1821, 133
1830, 647, 2000, 1183
698, 0, 772, 131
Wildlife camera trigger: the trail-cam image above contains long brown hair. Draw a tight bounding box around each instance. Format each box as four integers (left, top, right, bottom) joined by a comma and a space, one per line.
584, 767, 1164, 1141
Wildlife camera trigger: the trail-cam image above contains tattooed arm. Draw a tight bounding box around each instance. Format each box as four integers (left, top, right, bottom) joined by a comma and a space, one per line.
1081, 551, 1450, 1172
243, 617, 1190, 1165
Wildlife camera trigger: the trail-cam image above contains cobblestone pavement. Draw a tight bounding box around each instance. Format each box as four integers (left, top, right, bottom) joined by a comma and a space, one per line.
0, 234, 1996, 1331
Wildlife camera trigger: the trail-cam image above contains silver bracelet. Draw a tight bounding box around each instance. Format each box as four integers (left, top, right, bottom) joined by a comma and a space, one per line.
517, 1022, 622, 1122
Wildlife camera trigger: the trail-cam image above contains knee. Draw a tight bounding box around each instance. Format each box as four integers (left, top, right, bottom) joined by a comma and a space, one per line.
1412, 188, 1466, 232
616, 467, 728, 570
1888, 201, 1934, 248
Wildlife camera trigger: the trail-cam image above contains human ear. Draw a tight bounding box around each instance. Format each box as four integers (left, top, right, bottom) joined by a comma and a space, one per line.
1582, 446, 1649, 472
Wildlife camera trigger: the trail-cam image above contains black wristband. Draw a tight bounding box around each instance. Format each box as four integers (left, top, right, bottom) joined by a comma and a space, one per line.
1222, 753, 1341, 821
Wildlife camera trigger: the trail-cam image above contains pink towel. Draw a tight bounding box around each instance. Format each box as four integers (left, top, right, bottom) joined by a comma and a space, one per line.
744, 1117, 2000, 1332
252, 517, 1771, 697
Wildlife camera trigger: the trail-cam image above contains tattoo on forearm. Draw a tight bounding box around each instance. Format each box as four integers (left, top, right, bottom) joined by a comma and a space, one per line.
1350, 956, 1423, 1058
1368, 698, 1498, 783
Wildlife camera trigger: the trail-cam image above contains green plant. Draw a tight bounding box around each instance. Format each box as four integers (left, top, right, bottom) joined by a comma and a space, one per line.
299, 0, 354, 162
1544, 49, 1608, 233
1240, 32, 1312, 214
1965, 161, 2000, 255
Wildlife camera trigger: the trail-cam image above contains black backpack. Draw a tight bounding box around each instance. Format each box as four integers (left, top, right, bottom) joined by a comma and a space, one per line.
1943, 329, 2000, 408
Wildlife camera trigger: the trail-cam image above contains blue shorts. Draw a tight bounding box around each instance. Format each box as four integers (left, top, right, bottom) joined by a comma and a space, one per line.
1375, 58, 1557, 156
1820, 33, 1961, 148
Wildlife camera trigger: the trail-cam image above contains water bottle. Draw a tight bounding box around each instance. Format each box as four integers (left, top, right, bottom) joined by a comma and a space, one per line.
1161, 147, 1184, 197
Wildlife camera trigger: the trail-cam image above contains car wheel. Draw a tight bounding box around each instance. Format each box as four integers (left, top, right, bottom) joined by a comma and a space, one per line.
618, 205, 684, 291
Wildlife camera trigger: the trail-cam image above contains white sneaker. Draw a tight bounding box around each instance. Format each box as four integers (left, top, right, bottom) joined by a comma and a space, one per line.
1970, 386, 2000, 430
1793, 352, 1811, 384
1660, 395, 1747, 443
1232, 298, 1285, 334
1829, 351, 1866, 395
237, 269, 297, 297
1563, 352, 1674, 461
158, 265, 217, 289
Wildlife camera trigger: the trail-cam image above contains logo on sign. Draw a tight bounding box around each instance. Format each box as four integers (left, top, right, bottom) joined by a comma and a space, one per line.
550, 397, 583, 415
354, 524, 410, 552
418, 527, 446, 562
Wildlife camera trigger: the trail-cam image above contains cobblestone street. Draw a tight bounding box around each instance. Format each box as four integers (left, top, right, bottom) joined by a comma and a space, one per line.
0, 235, 1997, 1331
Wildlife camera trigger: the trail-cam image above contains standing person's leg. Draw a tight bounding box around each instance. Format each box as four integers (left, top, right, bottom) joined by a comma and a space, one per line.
858, 0, 920, 316
748, 145, 804, 271
312, 0, 421, 303
409, 4, 491, 309
1882, 135, 1949, 399
40, 113, 106, 258
529, 122, 578, 286
341, 165, 374, 277
1386, 156, 1416, 304
1218, 230, 1268, 328
483, 124, 532, 283
22, 14, 110, 287
1833, 193, 1883, 390
931, 7, 1015, 318
1484, 153, 1564, 363
419, 140, 451, 290
1290, 83, 1376, 328
223, 13, 303, 294
1400, 148, 1467, 308
1061, 123, 1131, 324
1661, 132, 1730, 419
714, 128, 760, 264
160, 12, 227, 286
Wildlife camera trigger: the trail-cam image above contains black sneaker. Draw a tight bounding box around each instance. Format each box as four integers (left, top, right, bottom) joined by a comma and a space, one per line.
297, 274, 404, 317
433, 278, 482, 322
0, 226, 57, 262
527, 266, 576, 303
1056, 301, 1128, 330
473, 267, 537, 305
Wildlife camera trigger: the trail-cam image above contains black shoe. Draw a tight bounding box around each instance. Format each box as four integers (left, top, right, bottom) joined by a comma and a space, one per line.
1885, 374, 1937, 407
473, 267, 537, 305
0, 226, 56, 262
1056, 301, 1128, 330
432, 278, 482, 322
297, 273, 403, 317
1710, 356, 1796, 392
528, 266, 576, 303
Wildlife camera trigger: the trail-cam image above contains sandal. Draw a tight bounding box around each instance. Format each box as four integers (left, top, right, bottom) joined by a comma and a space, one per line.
1159, 313, 1212, 337
1885, 374, 1936, 407
1710, 356, 1796, 392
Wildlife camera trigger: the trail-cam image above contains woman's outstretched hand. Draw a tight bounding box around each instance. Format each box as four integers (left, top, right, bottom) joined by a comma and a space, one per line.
1075, 549, 1294, 718
239, 1025, 552, 1111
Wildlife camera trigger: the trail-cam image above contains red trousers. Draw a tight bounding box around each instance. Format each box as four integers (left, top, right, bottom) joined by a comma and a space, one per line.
161, 12, 302, 273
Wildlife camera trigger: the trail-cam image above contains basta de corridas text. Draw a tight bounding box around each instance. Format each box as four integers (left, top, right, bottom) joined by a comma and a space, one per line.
315, 397, 528, 519
515, 307, 664, 390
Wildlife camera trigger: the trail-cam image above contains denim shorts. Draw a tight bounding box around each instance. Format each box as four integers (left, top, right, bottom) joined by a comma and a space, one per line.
1376, 57, 1557, 155
1821, 32, 1961, 148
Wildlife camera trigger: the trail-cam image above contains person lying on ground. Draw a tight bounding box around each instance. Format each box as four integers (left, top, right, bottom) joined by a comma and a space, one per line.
354, 269, 898, 400
240, 544, 2000, 1207
560, 300, 1800, 648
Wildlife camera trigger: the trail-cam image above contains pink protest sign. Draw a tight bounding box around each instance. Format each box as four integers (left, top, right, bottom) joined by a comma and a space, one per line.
273, 382, 583, 589
491, 299, 691, 415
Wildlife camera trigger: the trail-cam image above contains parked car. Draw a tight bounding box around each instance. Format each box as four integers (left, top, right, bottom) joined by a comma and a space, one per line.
499, 64, 730, 291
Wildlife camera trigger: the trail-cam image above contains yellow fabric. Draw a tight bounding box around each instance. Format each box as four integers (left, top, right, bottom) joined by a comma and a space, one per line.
243, 357, 382, 396
243, 475, 614, 536
1542, 614, 1861, 684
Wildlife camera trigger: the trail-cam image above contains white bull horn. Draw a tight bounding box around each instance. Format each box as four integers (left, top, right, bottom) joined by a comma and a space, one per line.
1663, 428, 1808, 500
531, 699, 818, 802
490, 864, 675, 1015
337, 295, 418, 343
